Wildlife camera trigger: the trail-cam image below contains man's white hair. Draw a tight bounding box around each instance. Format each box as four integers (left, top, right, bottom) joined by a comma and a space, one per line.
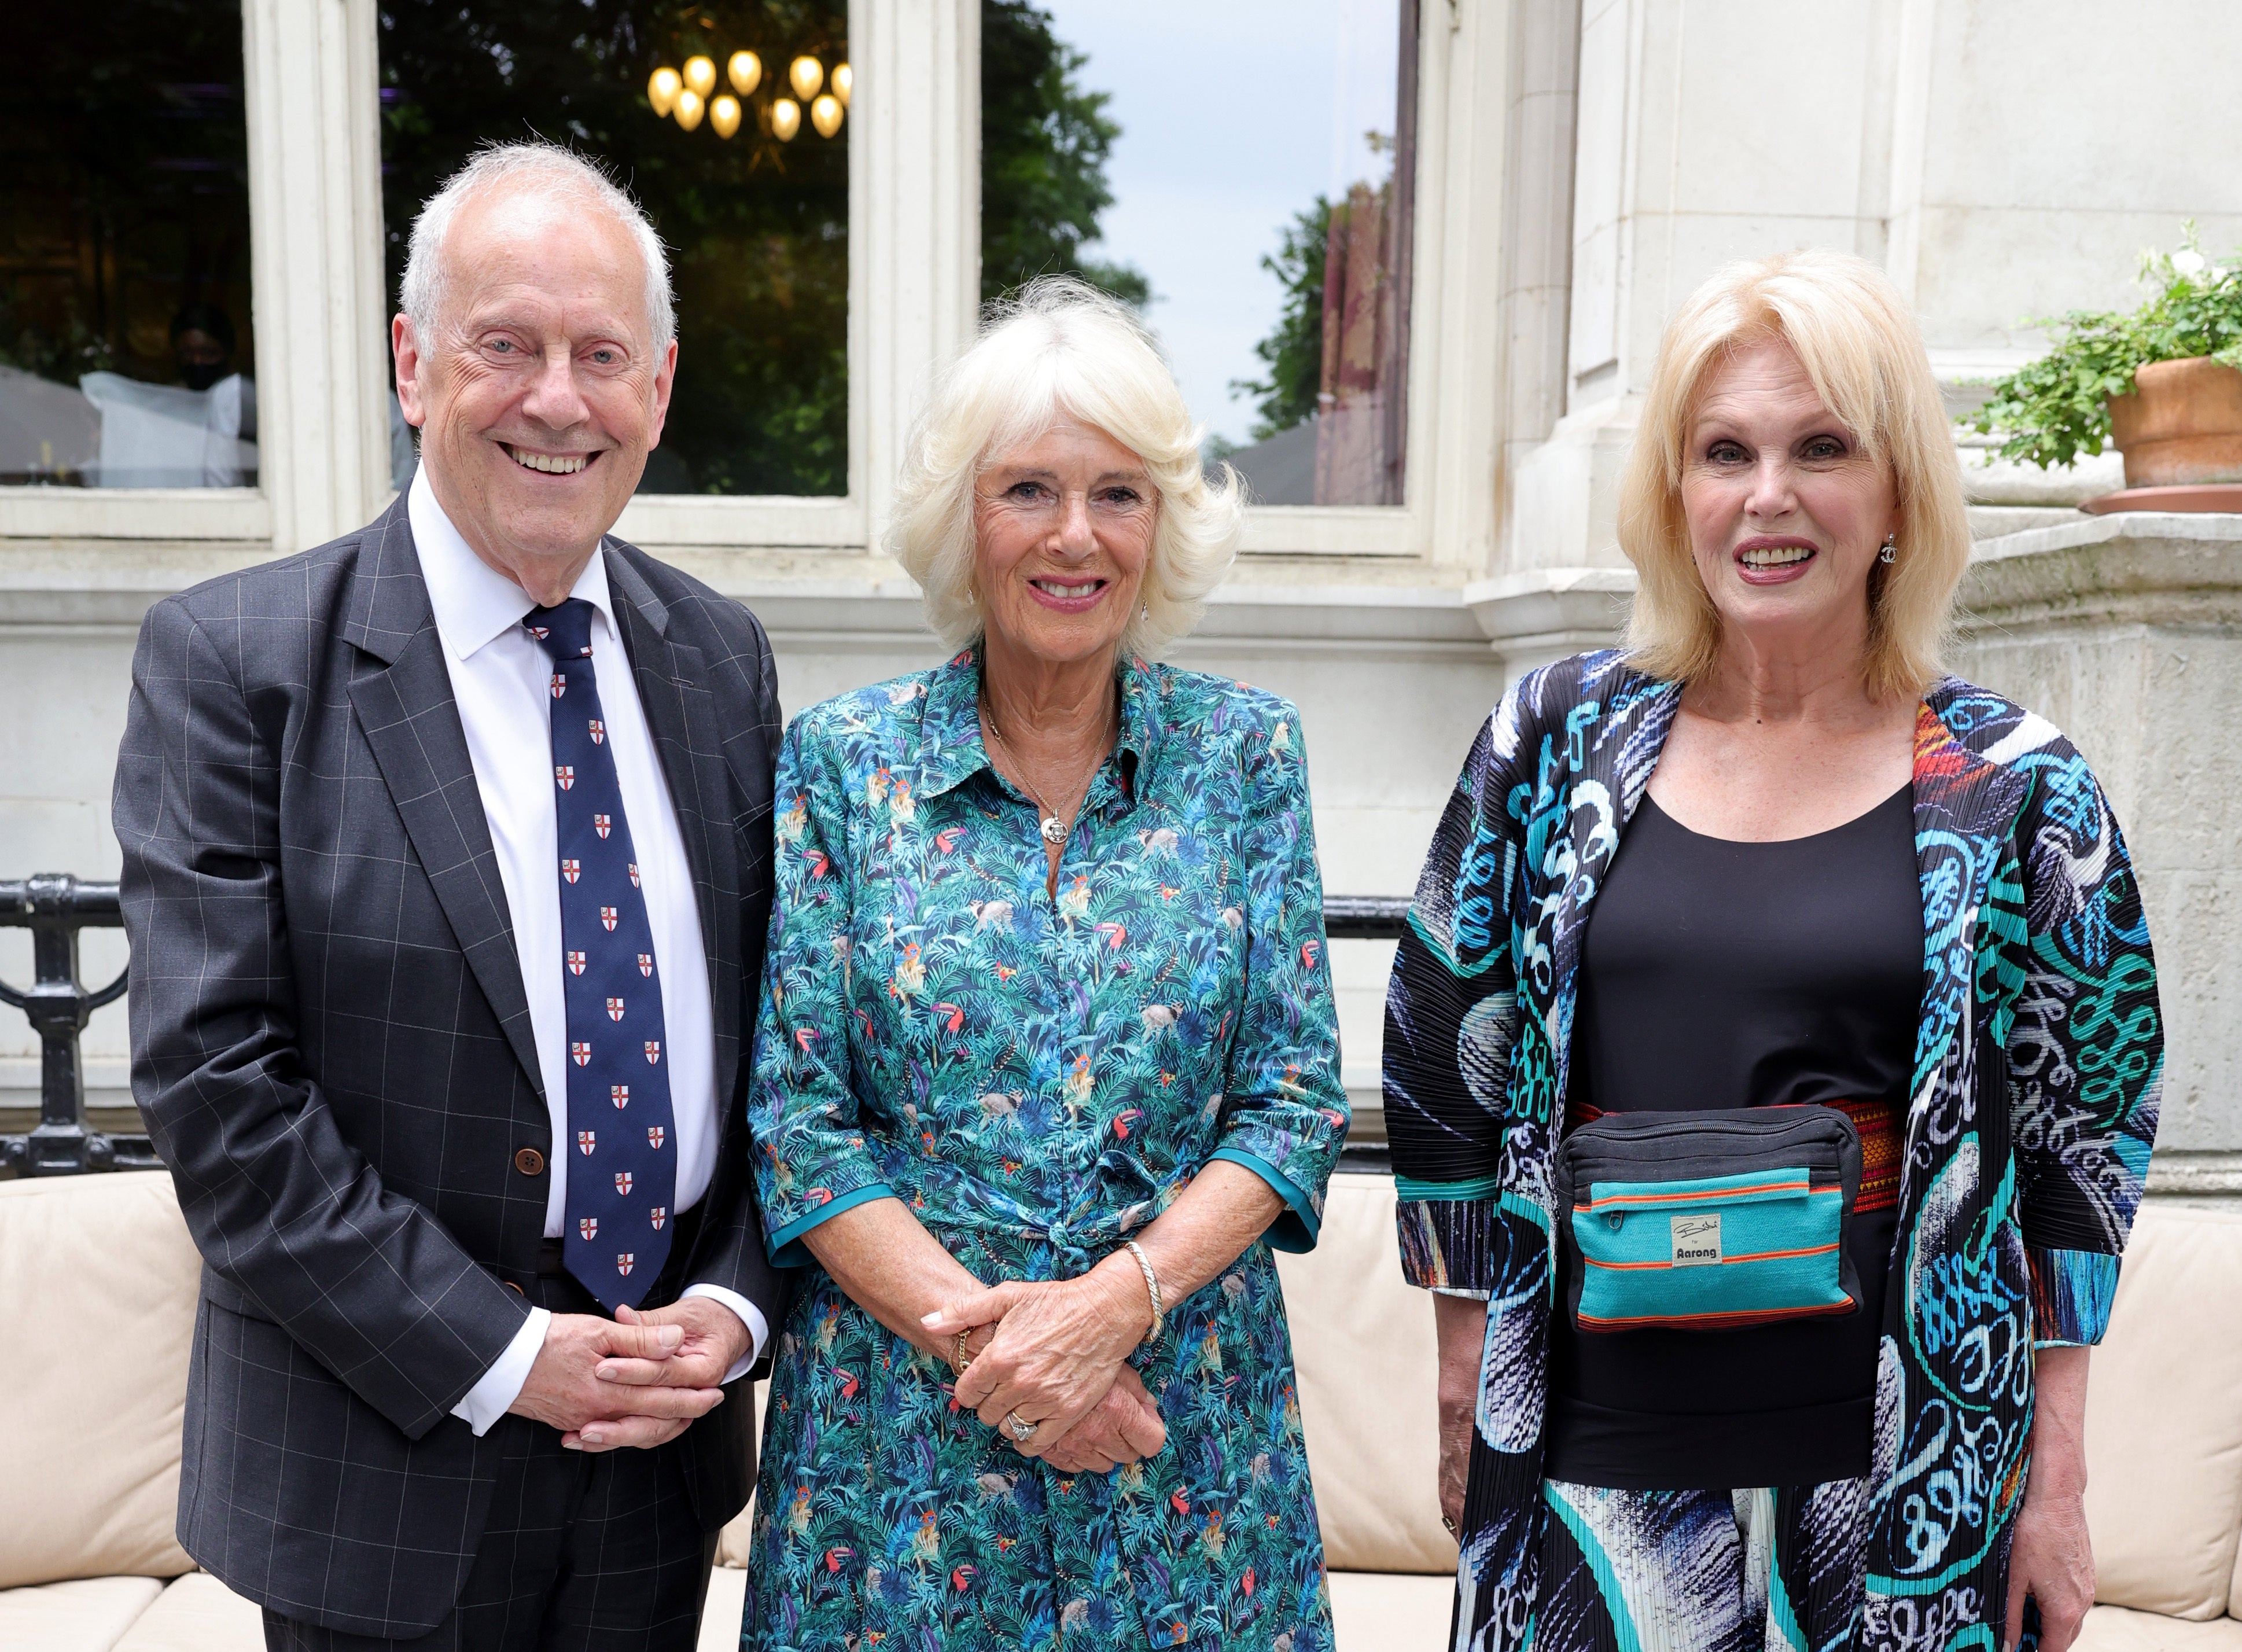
400, 141, 675, 349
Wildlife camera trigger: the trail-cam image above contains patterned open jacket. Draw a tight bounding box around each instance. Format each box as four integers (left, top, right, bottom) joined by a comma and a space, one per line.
1383, 650, 2163, 1651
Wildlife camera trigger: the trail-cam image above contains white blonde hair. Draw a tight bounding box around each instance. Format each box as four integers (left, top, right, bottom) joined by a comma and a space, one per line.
401, 141, 674, 349
1618, 248, 1971, 700
888, 276, 1243, 657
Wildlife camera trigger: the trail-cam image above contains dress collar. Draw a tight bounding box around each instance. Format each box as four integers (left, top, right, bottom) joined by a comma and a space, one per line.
409, 464, 617, 663
914, 646, 1164, 804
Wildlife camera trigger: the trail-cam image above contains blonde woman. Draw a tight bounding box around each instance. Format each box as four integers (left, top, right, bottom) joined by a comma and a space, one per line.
1385, 250, 2161, 1651
741, 277, 1347, 1651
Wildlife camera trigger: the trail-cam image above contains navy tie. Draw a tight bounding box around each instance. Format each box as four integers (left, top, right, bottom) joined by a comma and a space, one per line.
526, 599, 676, 1311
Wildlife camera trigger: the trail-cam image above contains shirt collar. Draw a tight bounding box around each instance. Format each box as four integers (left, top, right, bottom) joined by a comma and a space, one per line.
409, 465, 617, 663
914, 646, 1164, 804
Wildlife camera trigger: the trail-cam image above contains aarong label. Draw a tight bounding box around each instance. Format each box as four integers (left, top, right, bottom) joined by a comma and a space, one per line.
1671, 1213, 1722, 1267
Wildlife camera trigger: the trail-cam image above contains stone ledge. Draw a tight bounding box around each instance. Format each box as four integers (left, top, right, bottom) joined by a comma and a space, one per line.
2145, 1149, 2242, 1201
1462, 565, 1634, 669
1961, 512, 2242, 630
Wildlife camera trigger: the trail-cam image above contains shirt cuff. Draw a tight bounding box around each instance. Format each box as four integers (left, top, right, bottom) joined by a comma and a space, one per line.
682, 1283, 770, 1384
1207, 1147, 1320, 1252
451, 1306, 550, 1436
765, 1180, 899, 1267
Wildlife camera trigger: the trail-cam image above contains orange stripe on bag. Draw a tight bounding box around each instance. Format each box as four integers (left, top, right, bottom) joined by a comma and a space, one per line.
1578, 1298, 1858, 1331
1583, 1241, 1841, 1271
1578, 1177, 1816, 1210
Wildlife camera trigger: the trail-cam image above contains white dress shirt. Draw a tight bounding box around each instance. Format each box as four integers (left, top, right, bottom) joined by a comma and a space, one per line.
408, 471, 766, 1434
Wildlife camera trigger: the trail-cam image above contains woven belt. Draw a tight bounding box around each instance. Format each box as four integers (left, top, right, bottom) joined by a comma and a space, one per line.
1562, 1096, 1901, 1213
1827, 1098, 1901, 1213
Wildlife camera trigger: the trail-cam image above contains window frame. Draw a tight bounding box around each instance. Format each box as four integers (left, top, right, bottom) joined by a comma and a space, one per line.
1064, 1, 1506, 567
0, 0, 1506, 574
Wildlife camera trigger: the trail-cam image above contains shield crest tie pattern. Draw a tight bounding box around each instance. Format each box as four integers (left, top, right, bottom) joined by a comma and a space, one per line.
528, 598, 678, 1310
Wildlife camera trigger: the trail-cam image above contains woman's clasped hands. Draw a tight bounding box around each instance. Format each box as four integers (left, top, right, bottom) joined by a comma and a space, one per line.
923, 1256, 1168, 1476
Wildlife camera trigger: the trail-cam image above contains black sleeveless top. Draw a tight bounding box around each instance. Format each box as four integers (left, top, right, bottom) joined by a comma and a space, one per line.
1544, 783, 1919, 1490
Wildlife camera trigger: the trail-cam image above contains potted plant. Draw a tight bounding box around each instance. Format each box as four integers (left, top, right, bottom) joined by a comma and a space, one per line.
1965, 225, 2242, 492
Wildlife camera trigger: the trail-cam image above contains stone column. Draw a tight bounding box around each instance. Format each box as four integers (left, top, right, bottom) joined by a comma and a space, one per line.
1955, 514, 2242, 1201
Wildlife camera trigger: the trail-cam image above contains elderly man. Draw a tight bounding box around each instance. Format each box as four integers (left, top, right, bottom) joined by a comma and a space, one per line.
113, 142, 787, 1651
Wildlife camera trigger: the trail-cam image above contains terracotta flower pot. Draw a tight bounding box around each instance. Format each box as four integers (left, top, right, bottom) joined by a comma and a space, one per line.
2107, 356, 2242, 486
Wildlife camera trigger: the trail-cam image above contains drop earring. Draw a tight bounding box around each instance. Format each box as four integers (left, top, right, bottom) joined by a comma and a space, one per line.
1879, 534, 1897, 565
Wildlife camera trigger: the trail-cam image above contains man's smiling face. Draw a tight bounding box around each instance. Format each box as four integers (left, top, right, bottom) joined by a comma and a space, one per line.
394, 184, 675, 588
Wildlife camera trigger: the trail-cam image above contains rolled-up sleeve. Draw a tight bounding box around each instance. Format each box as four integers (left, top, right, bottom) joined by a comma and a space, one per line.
2009, 753, 2163, 1349
749, 716, 896, 1267
1211, 703, 1347, 1252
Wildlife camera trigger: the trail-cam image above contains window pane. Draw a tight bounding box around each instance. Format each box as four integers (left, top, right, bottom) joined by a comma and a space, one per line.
979, 0, 1416, 507
379, 2, 849, 498
0, 3, 255, 490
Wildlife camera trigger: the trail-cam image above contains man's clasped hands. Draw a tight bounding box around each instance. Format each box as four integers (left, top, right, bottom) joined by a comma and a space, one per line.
507, 1297, 752, 1451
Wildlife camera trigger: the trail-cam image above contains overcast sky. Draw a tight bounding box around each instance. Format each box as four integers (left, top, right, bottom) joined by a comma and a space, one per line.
1036, 0, 1401, 446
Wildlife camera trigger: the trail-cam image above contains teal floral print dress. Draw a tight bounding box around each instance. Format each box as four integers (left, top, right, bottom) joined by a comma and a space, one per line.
741, 649, 1348, 1652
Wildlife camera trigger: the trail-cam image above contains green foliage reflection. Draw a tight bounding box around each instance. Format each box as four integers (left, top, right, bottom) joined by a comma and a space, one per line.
980, 1, 1148, 310
379, 1, 848, 496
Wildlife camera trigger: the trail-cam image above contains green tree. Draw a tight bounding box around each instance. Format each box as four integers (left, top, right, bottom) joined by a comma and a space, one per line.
1231, 198, 1330, 440
979, 1, 1150, 309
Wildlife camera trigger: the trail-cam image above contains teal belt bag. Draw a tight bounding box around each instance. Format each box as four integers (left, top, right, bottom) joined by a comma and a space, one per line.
1553, 1108, 1864, 1333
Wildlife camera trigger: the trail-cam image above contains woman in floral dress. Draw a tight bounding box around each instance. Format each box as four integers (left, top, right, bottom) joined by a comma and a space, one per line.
741, 277, 1348, 1651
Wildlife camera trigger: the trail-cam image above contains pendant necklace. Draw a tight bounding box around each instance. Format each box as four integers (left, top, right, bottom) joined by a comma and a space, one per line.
980, 697, 1100, 847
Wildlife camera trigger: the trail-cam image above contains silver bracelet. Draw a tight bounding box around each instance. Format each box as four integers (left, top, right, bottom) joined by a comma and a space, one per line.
1121, 1239, 1164, 1348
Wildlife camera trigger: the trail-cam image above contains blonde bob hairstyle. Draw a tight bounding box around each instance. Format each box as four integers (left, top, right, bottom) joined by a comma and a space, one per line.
887, 275, 1244, 658
1617, 248, 1972, 701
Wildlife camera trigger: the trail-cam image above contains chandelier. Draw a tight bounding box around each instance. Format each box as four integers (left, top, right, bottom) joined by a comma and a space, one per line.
646, 47, 849, 142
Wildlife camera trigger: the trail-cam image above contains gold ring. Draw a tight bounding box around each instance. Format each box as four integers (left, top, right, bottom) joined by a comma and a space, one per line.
1004, 1410, 1039, 1444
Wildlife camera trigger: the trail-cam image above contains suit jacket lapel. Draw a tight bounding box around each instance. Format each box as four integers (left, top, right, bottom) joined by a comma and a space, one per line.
341, 498, 546, 1101
607, 548, 744, 1116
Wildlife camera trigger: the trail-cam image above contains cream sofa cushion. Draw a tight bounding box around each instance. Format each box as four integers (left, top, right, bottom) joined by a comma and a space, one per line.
2074, 1603, 2242, 1651
1275, 1173, 1458, 1575
2085, 1205, 2242, 1620
1328, 1570, 1457, 1652
0, 1173, 198, 1588
715, 1381, 770, 1569
0, 1576, 164, 1652
110, 1573, 264, 1652
699, 1565, 748, 1652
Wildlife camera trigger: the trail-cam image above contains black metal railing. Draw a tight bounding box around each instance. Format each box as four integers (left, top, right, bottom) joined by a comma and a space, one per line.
1, 875, 158, 1176
1321, 895, 1409, 941
1, 877, 1413, 1178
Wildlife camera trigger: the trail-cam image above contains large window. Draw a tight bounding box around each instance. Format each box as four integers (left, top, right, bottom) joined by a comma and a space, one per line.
378, 0, 850, 498
0, 2, 256, 490
0, 0, 1491, 558
978, 0, 1418, 507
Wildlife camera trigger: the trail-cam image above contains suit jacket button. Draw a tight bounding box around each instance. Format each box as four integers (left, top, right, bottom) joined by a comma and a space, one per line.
514, 1147, 546, 1176
505, 1281, 525, 1296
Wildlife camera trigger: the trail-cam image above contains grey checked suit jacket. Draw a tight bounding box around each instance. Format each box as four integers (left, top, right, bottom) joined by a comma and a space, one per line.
113, 495, 789, 1639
